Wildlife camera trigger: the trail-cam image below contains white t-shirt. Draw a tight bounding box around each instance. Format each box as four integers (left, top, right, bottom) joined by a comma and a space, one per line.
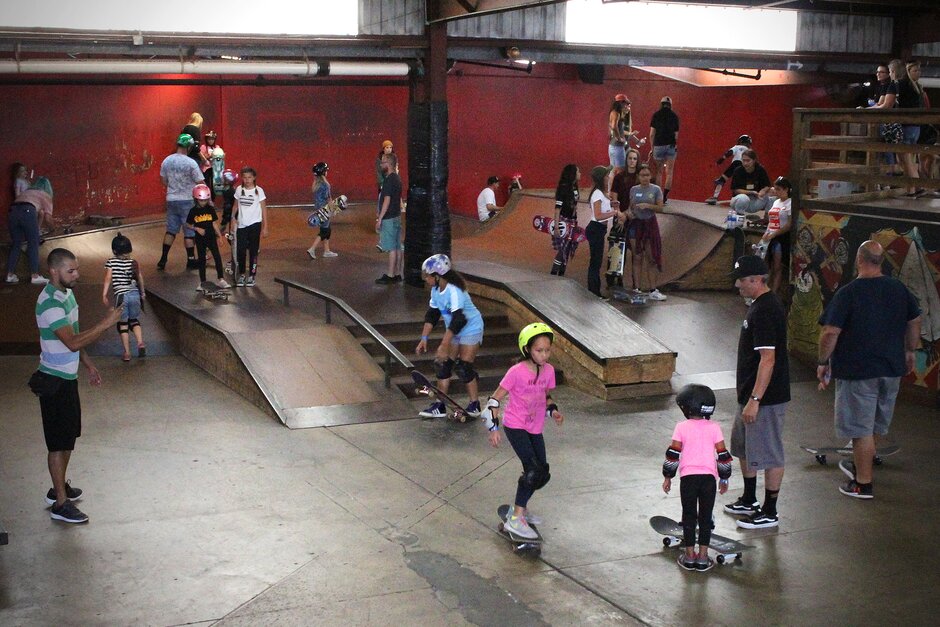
477, 187, 496, 221
767, 197, 791, 233
235, 185, 266, 227
589, 189, 613, 223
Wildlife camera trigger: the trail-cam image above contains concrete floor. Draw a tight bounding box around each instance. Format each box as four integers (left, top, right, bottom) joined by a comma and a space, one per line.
2, 206, 939, 625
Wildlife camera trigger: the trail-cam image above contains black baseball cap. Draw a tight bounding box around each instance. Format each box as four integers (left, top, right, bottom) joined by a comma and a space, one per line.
730, 255, 769, 279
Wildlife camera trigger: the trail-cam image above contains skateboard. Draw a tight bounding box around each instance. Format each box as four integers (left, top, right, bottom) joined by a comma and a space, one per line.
610, 287, 649, 305
606, 236, 627, 277
532, 215, 587, 243
800, 444, 900, 466
497, 504, 542, 555
200, 281, 230, 301
650, 516, 752, 565
411, 370, 477, 422
307, 195, 349, 227
751, 240, 769, 260
87, 214, 125, 227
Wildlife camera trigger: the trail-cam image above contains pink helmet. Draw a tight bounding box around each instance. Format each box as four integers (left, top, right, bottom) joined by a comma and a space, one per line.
222, 169, 238, 184
192, 184, 212, 200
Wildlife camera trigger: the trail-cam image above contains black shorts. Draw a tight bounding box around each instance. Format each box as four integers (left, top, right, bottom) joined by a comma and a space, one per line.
39, 377, 81, 452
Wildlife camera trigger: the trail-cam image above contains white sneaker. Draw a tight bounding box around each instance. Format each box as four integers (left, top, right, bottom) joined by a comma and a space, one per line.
505, 514, 538, 539
322, 251, 338, 258
524, 511, 543, 526
5, 273, 19, 284
648, 289, 667, 301
31, 275, 49, 285
217, 279, 231, 289
307, 247, 317, 259
196, 283, 205, 292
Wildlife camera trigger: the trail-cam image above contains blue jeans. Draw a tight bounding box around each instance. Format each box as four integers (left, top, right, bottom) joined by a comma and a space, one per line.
608, 144, 626, 167
166, 200, 195, 237
119, 289, 142, 321
7, 202, 41, 275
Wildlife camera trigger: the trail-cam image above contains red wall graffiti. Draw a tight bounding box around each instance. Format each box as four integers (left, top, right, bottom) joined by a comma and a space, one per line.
1, 65, 835, 229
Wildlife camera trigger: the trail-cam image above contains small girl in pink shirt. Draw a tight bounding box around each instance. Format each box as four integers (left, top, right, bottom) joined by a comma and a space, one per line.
662, 384, 733, 572
481, 322, 564, 541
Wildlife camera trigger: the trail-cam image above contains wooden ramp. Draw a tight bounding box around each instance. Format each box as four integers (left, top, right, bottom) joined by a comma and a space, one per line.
459, 261, 676, 400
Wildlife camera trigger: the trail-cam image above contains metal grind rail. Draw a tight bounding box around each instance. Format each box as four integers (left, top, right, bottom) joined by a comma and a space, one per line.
274, 277, 413, 389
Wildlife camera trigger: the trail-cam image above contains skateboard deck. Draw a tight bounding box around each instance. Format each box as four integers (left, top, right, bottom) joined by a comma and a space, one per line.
606, 236, 627, 276
411, 370, 477, 422
532, 215, 586, 243
610, 287, 649, 305
650, 515, 752, 565
751, 240, 769, 260
87, 214, 125, 227
497, 504, 542, 555
200, 281, 230, 301
307, 195, 349, 227
800, 444, 900, 466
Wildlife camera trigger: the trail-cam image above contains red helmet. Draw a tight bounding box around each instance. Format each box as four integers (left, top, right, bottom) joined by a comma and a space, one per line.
192, 184, 212, 200
222, 169, 238, 184
614, 93, 630, 103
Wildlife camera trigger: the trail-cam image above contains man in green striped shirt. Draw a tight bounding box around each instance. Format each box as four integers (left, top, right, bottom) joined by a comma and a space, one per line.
35, 248, 122, 524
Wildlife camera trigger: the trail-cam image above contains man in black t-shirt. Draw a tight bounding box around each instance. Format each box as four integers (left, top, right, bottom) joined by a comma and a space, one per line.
375, 153, 403, 284
724, 255, 790, 530
648, 96, 680, 203
817, 241, 921, 499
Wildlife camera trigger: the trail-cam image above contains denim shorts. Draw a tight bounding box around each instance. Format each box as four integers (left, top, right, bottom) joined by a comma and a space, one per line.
902, 125, 921, 145
119, 289, 141, 321
834, 377, 900, 438
166, 200, 195, 237
608, 144, 626, 168
450, 331, 483, 346
653, 144, 677, 161
379, 216, 403, 252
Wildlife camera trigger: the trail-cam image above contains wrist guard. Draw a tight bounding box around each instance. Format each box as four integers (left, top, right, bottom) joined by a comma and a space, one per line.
481, 397, 500, 432
662, 446, 681, 478
717, 450, 733, 480
545, 403, 559, 419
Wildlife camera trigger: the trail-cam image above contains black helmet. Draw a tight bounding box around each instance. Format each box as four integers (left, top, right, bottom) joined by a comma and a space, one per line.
111, 232, 132, 255
312, 161, 329, 176
676, 384, 716, 418
738, 134, 752, 146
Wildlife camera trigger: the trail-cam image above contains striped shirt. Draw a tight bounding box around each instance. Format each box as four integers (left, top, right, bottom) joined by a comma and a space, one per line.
36, 283, 80, 380
105, 257, 138, 296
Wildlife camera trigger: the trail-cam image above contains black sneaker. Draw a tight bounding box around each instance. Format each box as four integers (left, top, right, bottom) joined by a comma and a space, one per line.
392, 275, 403, 283
677, 553, 697, 571
695, 556, 715, 572
186, 259, 199, 270
375, 274, 394, 285
723, 497, 760, 516
45, 481, 83, 506
736, 510, 779, 529
50, 500, 89, 524
839, 459, 856, 481
157, 260, 166, 271
839, 480, 873, 499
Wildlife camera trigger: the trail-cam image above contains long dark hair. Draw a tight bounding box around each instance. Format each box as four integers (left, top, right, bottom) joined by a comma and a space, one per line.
441, 269, 466, 291
556, 164, 578, 197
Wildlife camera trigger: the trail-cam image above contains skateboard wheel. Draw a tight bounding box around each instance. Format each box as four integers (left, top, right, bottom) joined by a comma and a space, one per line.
815, 454, 827, 465
662, 537, 671, 548
735, 553, 742, 561
873, 456, 883, 466
716, 555, 725, 564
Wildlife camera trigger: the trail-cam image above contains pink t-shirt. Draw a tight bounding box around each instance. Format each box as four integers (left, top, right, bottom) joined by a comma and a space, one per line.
499, 361, 556, 433
671, 419, 725, 478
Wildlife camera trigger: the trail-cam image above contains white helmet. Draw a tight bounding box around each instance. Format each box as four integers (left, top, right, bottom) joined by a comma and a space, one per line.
212, 147, 225, 158
422, 254, 451, 276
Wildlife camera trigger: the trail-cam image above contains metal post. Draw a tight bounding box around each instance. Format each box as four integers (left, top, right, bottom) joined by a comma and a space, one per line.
282, 283, 290, 306
384, 353, 391, 388
325, 301, 332, 324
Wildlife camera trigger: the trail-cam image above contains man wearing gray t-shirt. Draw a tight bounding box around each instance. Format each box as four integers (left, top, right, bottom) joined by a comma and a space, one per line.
157, 134, 204, 271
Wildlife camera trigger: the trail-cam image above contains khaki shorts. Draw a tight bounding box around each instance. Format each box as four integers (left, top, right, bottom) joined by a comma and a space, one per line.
730, 402, 787, 470
834, 377, 900, 439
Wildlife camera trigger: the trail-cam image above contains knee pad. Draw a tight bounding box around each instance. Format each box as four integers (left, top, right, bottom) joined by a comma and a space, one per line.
434, 358, 454, 380
117, 322, 129, 334
454, 359, 478, 384
519, 468, 540, 491
128, 318, 140, 330
534, 463, 551, 490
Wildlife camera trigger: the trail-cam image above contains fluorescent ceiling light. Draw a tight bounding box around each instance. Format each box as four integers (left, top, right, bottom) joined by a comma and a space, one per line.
0, 0, 358, 36
565, 0, 797, 53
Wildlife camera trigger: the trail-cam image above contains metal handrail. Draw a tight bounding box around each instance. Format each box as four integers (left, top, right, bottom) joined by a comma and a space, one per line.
274, 277, 413, 388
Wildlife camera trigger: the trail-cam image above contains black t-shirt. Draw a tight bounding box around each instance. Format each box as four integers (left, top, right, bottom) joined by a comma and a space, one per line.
731, 164, 771, 194
736, 291, 790, 406
650, 108, 679, 146
877, 79, 898, 100
181, 124, 203, 163
380, 172, 402, 220
895, 78, 924, 109
818, 276, 921, 379
186, 203, 218, 240
554, 184, 579, 220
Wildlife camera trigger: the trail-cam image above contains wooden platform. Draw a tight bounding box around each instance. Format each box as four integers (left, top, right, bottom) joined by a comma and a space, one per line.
458, 261, 676, 400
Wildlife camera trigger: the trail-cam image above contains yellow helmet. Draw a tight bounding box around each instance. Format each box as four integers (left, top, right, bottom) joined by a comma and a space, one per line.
518, 322, 554, 358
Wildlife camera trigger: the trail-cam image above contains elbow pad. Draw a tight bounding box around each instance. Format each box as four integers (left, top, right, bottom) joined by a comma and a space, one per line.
662, 447, 681, 478
545, 403, 558, 419
448, 309, 468, 335
717, 450, 733, 480
424, 308, 442, 326
481, 397, 500, 431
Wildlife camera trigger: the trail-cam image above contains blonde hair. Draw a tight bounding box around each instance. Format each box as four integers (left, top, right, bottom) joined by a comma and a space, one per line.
187, 112, 204, 127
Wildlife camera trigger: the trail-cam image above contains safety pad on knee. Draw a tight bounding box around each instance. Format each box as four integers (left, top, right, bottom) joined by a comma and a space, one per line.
434, 358, 455, 380
534, 463, 551, 490
127, 318, 140, 330
518, 468, 540, 491
454, 359, 478, 384
117, 322, 130, 334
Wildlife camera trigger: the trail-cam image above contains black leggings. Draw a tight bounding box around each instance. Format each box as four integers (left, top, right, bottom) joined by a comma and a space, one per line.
585, 221, 607, 297
236, 223, 261, 277
504, 427, 547, 508
195, 235, 223, 282
680, 474, 717, 547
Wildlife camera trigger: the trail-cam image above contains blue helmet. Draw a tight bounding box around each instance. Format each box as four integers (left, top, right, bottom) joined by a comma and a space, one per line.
422, 254, 451, 276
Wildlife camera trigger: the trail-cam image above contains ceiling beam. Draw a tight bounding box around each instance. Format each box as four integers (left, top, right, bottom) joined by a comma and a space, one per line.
426, 0, 565, 23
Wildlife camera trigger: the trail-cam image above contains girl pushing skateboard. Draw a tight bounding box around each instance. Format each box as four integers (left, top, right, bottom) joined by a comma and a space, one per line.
416, 254, 485, 418
661, 384, 733, 571
480, 323, 564, 540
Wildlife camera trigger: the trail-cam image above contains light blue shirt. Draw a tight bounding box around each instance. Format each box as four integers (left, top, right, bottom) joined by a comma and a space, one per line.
429, 284, 484, 337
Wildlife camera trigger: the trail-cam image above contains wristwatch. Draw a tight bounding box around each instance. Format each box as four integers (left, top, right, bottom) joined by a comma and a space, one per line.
750, 396, 761, 403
